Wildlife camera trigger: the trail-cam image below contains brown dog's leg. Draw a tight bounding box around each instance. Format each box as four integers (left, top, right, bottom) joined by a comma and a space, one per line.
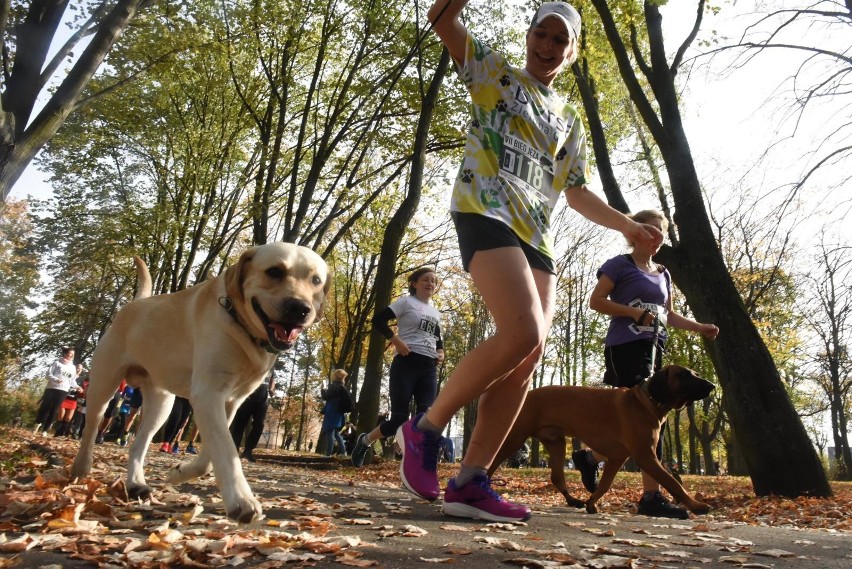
540, 437, 584, 508
585, 452, 628, 514
634, 453, 710, 514
488, 426, 531, 478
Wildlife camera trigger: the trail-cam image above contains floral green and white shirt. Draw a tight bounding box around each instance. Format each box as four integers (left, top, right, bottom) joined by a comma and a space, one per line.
451, 33, 590, 260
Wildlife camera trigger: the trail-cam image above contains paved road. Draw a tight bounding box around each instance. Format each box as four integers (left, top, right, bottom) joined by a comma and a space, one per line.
272, 472, 852, 569
6, 447, 851, 568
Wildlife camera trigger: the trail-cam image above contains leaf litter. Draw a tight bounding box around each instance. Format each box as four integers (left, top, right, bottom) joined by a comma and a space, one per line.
1, 427, 850, 567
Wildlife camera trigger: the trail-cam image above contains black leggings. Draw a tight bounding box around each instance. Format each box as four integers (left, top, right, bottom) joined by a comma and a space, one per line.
378, 352, 438, 438
231, 388, 269, 453
35, 388, 68, 428
162, 397, 192, 444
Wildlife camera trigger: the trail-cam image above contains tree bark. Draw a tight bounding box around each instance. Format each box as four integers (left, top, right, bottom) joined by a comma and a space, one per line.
1, 0, 150, 202
587, 0, 830, 497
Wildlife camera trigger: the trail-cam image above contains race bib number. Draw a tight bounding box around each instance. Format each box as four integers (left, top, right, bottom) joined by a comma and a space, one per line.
418, 317, 438, 337
500, 134, 553, 197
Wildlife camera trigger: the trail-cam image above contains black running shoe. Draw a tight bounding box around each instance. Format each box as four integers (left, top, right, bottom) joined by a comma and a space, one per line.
637, 491, 689, 519
572, 449, 599, 492
351, 433, 370, 468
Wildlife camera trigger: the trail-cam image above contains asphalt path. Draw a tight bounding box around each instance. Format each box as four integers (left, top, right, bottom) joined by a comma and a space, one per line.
6, 447, 851, 568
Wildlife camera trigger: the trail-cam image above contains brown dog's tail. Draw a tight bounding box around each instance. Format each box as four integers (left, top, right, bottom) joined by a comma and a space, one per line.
132, 256, 153, 300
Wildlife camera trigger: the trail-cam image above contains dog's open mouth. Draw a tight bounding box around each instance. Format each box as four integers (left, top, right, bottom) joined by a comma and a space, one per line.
252, 299, 303, 351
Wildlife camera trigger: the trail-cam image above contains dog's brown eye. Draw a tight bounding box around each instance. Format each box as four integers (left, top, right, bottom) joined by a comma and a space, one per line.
266, 267, 285, 279
312, 275, 322, 286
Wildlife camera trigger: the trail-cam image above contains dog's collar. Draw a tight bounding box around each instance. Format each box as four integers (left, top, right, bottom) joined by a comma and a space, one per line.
218, 296, 281, 355
636, 380, 670, 420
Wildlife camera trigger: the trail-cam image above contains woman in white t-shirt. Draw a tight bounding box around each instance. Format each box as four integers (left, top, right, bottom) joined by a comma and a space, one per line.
351, 267, 444, 467
33, 347, 79, 435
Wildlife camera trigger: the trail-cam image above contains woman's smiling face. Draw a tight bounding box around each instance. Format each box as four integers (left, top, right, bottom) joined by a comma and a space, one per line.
412, 271, 438, 299
525, 17, 574, 86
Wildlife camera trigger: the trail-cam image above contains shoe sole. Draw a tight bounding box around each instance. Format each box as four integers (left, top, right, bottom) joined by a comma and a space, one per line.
442, 501, 531, 523
395, 425, 438, 501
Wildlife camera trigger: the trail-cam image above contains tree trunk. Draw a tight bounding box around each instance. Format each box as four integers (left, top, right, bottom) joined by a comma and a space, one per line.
585, 0, 830, 497
672, 411, 683, 473
685, 411, 698, 474
572, 58, 628, 213
831, 396, 852, 479
688, 398, 725, 476
726, 432, 749, 476
356, 48, 451, 434
1, 0, 150, 202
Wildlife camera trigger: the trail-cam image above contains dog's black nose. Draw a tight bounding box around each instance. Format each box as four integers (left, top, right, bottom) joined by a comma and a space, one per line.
697, 379, 715, 399
282, 298, 311, 322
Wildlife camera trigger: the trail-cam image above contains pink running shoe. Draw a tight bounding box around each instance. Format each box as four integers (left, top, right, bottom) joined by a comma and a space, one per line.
442, 474, 531, 522
396, 414, 441, 501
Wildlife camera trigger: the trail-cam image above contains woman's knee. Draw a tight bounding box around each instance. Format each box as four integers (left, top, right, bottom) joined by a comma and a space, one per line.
498, 317, 546, 362
501, 332, 546, 372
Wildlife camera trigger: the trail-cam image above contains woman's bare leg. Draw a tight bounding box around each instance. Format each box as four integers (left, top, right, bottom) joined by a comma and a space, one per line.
424, 247, 555, 470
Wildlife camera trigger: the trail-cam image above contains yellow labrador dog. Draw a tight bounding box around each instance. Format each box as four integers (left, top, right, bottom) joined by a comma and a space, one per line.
71, 243, 329, 523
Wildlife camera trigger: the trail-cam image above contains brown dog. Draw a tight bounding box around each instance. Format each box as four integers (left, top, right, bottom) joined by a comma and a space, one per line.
71, 243, 329, 523
489, 365, 715, 515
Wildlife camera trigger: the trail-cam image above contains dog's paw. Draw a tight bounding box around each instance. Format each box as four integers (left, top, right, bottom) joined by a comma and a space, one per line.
689, 501, 711, 515
70, 464, 89, 480
168, 460, 212, 484
225, 494, 263, 524
168, 464, 188, 484
584, 501, 598, 514
127, 483, 153, 500
564, 495, 585, 509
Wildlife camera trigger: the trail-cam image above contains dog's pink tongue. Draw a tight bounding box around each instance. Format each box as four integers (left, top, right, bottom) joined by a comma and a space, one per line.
269, 323, 301, 343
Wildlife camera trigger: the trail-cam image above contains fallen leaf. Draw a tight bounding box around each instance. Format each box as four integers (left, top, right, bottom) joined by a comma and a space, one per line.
718, 554, 750, 564
754, 548, 796, 558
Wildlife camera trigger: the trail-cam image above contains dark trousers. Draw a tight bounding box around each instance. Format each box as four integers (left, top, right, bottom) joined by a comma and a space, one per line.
230, 387, 269, 453
71, 412, 86, 437
378, 352, 438, 438
35, 388, 68, 429
162, 397, 192, 444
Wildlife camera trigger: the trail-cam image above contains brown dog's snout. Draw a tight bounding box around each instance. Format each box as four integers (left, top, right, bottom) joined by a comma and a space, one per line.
682, 369, 715, 400
281, 298, 312, 323
695, 379, 715, 399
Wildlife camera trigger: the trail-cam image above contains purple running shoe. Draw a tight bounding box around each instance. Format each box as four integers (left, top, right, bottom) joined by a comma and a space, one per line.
396, 413, 441, 501
442, 474, 531, 522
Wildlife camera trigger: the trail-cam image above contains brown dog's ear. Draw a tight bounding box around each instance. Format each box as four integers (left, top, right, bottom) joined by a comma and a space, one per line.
647, 367, 673, 407
223, 247, 256, 304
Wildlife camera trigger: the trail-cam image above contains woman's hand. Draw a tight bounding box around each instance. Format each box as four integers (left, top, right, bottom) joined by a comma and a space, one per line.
392, 335, 411, 356
634, 307, 655, 326
436, 349, 445, 364
699, 323, 720, 340
625, 220, 664, 251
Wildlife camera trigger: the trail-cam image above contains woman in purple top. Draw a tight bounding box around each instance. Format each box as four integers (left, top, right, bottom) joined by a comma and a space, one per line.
576, 209, 719, 519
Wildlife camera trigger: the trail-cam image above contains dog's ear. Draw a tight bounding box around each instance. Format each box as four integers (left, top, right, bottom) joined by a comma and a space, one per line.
224, 247, 257, 304
647, 367, 673, 407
